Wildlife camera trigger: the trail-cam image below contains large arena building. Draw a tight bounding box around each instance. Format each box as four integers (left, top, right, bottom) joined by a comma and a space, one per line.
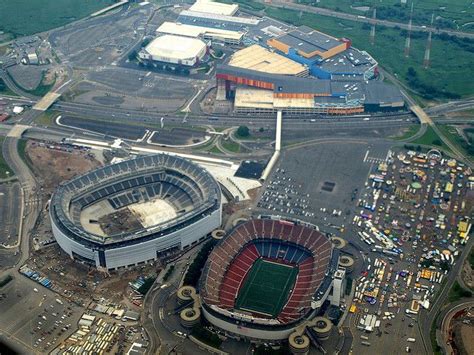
199, 216, 345, 341
138, 35, 208, 67
50, 154, 222, 270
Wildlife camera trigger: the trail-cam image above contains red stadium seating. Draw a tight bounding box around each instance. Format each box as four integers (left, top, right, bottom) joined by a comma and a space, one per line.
201, 219, 333, 324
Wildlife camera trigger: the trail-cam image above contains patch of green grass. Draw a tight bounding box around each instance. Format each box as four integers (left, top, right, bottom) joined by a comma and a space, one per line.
391, 124, 420, 141
27, 78, 55, 97
0, 137, 14, 179
263, 6, 474, 99
410, 125, 449, 151
437, 124, 474, 161
209, 145, 223, 154
221, 139, 241, 153
0, 0, 115, 39
35, 110, 59, 126
0, 78, 19, 97
295, 0, 474, 29
448, 280, 472, 302
8, 71, 55, 97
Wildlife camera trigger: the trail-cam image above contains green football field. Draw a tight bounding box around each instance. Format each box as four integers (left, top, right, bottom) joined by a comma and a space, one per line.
235, 258, 298, 317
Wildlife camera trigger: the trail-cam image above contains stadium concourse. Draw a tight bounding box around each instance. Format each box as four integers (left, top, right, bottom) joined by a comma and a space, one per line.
199, 216, 346, 342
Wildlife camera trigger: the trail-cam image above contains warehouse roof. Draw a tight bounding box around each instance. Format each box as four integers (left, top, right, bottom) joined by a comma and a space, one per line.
363, 81, 404, 105
145, 35, 206, 60
157, 21, 243, 41
179, 9, 259, 26
189, 0, 238, 16
217, 64, 331, 94
228, 45, 307, 76
319, 48, 377, 75
275, 25, 343, 55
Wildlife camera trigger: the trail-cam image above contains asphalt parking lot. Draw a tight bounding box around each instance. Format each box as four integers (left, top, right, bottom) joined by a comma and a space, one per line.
50, 6, 146, 68
0, 277, 82, 354
59, 116, 147, 141
257, 141, 392, 231
150, 127, 207, 145
87, 68, 195, 100
0, 182, 21, 247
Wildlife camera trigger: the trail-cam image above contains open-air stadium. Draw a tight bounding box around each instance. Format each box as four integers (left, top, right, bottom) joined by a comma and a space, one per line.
49, 154, 222, 270
234, 258, 299, 317
199, 216, 343, 341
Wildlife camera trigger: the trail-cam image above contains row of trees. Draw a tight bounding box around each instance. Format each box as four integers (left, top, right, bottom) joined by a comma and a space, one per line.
183, 240, 217, 287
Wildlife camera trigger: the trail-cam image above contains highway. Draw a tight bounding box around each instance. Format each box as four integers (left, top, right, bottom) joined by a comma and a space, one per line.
259, 0, 474, 39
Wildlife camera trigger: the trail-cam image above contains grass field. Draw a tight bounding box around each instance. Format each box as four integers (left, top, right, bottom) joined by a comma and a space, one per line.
264, 6, 474, 100
221, 139, 241, 153
0, 78, 18, 97
391, 124, 419, 141
296, 0, 474, 30
410, 125, 449, 150
0, 0, 115, 40
437, 124, 474, 160
235, 258, 297, 317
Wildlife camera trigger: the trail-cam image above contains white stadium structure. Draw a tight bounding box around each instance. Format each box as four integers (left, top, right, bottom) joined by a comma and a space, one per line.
49, 154, 222, 270
139, 35, 208, 67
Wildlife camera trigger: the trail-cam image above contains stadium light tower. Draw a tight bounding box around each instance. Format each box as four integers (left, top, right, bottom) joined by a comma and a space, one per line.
404, 2, 414, 57
423, 13, 435, 68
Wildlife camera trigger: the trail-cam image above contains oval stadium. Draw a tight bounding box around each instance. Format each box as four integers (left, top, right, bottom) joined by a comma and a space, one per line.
50, 154, 222, 270
199, 217, 345, 341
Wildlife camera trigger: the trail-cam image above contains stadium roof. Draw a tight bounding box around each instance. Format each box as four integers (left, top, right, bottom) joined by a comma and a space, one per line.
145, 35, 206, 60
189, 0, 238, 16
228, 45, 307, 76
157, 22, 243, 41
275, 25, 343, 55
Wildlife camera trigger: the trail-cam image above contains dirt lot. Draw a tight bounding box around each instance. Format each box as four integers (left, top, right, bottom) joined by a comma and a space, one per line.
26, 141, 102, 194
29, 244, 160, 306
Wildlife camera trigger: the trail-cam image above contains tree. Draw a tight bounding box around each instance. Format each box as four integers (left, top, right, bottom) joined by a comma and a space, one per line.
407, 67, 417, 78
141, 38, 151, 48
259, 127, 265, 133
236, 125, 250, 138
128, 50, 137, 61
